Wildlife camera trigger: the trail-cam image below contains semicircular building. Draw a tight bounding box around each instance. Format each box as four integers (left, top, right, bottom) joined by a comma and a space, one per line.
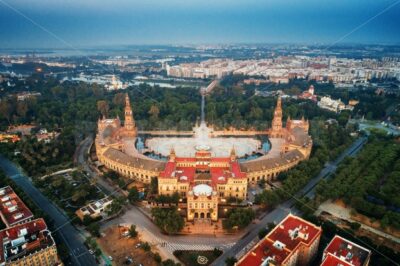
95, 93, 312, 221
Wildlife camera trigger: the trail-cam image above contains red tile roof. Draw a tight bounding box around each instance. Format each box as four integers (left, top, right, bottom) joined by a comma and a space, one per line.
0, 186, 33, 227
0, 218, 54, 264
323, 235, 371, 266
321, 253, 353, 266
159, 155, 247, 187
237, 214, 322, 266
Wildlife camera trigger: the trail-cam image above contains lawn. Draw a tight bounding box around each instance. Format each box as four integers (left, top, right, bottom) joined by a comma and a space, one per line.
173, 249, 223, 266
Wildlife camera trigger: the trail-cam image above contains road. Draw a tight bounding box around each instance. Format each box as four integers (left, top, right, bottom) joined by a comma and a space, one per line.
0, 155, 97, 266
75, 135, 123, 197
212, 136, 368, 265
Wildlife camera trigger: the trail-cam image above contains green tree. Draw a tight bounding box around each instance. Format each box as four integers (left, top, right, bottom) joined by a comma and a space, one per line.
128, 187, 140, 203
225, 256, 237, 266
129, 225, 138, 238
151, 207, 184, 234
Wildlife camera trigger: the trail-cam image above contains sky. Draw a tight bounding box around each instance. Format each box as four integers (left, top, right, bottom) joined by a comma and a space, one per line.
0, 0, 399, 48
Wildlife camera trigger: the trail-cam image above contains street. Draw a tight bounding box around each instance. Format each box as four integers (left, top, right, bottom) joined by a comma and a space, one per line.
0, 155, 97, 266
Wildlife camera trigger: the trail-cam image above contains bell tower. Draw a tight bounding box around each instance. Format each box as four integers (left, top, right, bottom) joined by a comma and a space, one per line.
123, 93, 137, 136
270, 96, 283, 137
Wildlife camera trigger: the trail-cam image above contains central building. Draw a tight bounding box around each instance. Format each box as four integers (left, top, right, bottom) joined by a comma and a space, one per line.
158, 148, 247, 221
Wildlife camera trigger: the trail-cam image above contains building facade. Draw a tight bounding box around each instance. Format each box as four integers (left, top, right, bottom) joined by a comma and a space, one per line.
158, 148, 247, 221
95, 95, 313, 221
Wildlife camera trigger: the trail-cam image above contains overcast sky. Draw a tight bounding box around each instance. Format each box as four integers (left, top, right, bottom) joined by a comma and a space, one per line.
0, 0, 399, 48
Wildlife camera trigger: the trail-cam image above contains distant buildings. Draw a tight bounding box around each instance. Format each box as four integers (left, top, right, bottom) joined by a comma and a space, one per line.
318, 96, 354, 113
298, 85, 317, 102
321, 235, 371, 266
166, 56, 400, 85
6, 125, 36, 136
75, 197, 113, 221
237, 214, 322, 266
0, 134, 20, 143
0, 186, 60, 265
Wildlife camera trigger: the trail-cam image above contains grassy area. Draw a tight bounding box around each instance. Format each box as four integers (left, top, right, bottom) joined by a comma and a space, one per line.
173, 250, 223, 266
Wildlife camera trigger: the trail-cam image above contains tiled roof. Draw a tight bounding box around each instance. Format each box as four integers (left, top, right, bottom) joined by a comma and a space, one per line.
0, 186, 33, 227
323, 235, 371, 266
237, 214, 322, 266
0, 218, 54, 264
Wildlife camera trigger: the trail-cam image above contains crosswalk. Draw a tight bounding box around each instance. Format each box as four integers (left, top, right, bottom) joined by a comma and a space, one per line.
139, 228, 235, 254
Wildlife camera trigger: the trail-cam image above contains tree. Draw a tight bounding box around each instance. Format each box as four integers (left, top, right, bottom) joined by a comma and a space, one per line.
223, 208, 255, 230
106, 197, 125, 216
151, 208, 184, 234
148, 104, 160, 120
87, 222, 100, 237
141, 242, 151, 252
128, 187, 140, 203
258, 228, 269, 239
129, 225, 138, 238
225, 256, 237, 266
153, 252, 162, 263
97, 100, 109, 117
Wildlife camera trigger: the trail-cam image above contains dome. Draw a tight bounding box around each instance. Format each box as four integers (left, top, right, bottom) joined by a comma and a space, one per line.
193, 184, 213, 197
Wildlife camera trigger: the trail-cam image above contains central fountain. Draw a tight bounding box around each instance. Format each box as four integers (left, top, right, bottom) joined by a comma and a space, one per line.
140, 86, 268, 158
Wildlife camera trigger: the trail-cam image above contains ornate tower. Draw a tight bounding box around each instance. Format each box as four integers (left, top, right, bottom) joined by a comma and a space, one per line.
169, 147, 176, 162
230, 146, 237, 162
270, 96, 283, 137
286, 115, 292, 131
123, 93, 137, 136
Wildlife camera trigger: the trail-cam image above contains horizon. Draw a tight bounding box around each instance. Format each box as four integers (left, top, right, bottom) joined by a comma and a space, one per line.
0, 0, 400, 49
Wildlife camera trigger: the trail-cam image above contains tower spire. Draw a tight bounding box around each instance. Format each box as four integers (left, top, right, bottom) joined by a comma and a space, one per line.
124, 93, 136, 136
270, 96, 283, 137
230, 146, 237, 161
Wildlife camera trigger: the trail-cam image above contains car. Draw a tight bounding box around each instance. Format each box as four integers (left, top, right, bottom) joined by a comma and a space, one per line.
108, 256, 113, 261
135, 243, 142, 249
88, 249, 94, 255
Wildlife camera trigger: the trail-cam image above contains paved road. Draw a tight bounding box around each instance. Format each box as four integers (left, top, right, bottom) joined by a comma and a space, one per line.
212, 136, 368, 266
0, 155, 97, 266
75, 136, 122, 197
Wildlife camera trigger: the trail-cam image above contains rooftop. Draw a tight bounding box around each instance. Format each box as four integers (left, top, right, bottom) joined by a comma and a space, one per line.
323, 235, 371, 266
237, 214, 322, 266
321, 253, 353, 266
0, 186, 34, 227
159, 154, 247, 188
0, 218, 54, 264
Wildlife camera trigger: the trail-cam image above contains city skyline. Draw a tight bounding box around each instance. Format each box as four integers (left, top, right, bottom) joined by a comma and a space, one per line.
0, 0, 399, 48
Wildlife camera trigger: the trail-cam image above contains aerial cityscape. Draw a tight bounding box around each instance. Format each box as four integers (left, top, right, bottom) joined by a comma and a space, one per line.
0, 0, 399, 266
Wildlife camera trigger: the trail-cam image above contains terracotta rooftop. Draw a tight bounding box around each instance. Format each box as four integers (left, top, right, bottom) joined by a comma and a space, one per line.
321, 253, 353, 266
0, 186, 34, 227
0, 218, 54, 264
237, 214, 322, 266
323, 235, 371, 266
160, 155, 247, 187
